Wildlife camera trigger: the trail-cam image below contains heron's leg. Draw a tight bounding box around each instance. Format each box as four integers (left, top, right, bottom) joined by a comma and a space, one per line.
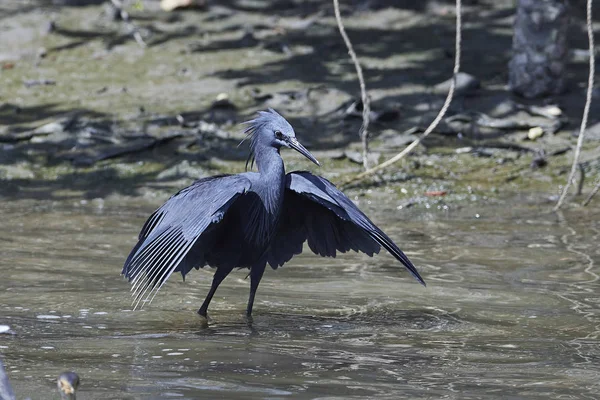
198, 267, 230, 318
246, 264, 266, 317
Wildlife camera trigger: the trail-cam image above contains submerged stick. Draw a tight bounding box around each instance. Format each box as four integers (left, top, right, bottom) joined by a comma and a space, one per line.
333, 0, 370, 170
554, 0, 594, 210
344, 0, 462, 186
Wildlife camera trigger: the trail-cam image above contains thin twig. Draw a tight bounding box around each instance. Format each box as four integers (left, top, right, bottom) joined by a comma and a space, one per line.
111, 0, 147, 48
582, 179, 600, 206
576, 163, 585, 195
343, 0, 461, 186
333, 0, 370, 170
554, 0, 594, 210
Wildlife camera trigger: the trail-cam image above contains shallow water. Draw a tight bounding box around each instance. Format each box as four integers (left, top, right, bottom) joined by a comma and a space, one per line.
1, 196, 599, 399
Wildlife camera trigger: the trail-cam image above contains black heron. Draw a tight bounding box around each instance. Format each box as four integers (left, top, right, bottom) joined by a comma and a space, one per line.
122, 109, 425, 317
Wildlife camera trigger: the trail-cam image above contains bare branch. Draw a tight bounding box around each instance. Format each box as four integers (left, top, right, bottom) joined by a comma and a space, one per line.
554, 0, 594, 210
333, 0, 370, 170
582, 179, 600, 206
344, 0, 461, 185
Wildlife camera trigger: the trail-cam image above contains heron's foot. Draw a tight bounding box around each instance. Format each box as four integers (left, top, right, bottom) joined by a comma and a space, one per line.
197, 308, 209, 328
197, 314, 209, 328
244, 313, 254, 326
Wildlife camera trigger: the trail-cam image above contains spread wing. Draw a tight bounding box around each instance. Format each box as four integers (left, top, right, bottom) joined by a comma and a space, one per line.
267, 171, 425, 285
122, 174, 252, 308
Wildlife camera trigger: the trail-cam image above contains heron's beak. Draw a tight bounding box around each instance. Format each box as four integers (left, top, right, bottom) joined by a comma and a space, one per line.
288, 138, 320, 166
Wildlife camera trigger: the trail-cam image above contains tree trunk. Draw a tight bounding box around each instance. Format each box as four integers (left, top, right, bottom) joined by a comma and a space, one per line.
509, 0, 570, 98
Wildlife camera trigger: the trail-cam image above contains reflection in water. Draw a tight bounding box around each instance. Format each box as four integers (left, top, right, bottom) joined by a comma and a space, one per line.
0, 198, 599, 398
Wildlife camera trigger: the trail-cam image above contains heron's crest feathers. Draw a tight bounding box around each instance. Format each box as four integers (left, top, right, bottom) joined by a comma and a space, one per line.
241, 109, 294, 170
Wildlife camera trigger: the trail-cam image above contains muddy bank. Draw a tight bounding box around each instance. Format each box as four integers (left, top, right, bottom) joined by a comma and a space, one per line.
1, 0, 599, 207
2, 3, 600, 399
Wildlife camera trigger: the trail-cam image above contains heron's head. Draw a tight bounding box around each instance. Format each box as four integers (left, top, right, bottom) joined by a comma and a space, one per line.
243, 109, 320, 166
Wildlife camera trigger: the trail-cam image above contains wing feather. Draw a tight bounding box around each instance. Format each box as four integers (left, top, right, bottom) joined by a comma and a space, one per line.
122, 174, 252, 308
268, 171, 425, 285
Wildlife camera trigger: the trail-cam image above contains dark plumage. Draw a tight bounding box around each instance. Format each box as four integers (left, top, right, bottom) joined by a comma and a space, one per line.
122, 109, 425, 317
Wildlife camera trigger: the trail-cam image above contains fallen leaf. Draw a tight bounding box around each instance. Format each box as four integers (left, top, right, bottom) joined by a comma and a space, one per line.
425, 190, 448, 197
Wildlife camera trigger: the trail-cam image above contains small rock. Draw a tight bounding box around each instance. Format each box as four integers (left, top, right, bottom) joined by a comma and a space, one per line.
161, 0, 206, 11
472, 148, 495, 158
527, 126, 545, 141
0, 164, 35, 180
344, 150, 380, 165
345, 150, 363, 164
157, 160, 206, 180
383, 134, 418, 148
531, 151, 547, 169
44, 20, 56, 35
197, 120, 229, 139
545, 105, 562, 117
570, 48, 591, 62
319, 150, 345, 160
513, 102, 563, 119
455, 146, 473, 154
343, 100, 401, 123
211, 93, 237, 110
434, 72, 480, 96
248, 88, 273, 102
32, 120, 67, 135
371, 107, 401, 123
241, 31, 260, 48
397, 199, 416, 209
582, 121, 600, 141
30, 129, 71, 144
23, 78, 55, 88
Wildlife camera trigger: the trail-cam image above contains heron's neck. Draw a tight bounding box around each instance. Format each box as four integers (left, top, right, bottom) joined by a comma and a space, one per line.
254, 145, 285, 180
254, 145, 285, 213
